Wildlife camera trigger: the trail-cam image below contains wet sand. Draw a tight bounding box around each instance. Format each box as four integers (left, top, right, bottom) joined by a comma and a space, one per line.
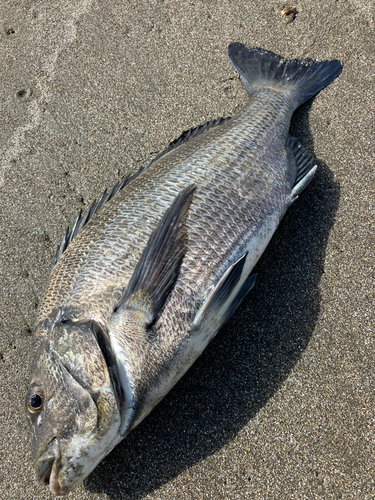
0, 1, 374, 499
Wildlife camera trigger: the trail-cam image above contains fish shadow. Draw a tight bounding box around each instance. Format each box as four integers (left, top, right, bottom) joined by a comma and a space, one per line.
85, 102, 340, 498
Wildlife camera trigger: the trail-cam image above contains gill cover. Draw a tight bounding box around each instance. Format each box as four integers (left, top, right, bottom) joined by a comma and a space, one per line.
26, 321, 121, 495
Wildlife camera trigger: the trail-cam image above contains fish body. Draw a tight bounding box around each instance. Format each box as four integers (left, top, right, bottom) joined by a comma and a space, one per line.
25, 43, 342, 495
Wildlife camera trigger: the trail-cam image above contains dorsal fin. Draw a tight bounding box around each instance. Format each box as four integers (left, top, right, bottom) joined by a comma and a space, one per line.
50, 174, 133, 271
147, 116, 231, 167
50, 117, 230, 271
115, 185, 196, 325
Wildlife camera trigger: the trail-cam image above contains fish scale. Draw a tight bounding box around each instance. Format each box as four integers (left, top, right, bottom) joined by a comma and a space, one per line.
26, 43, 342, 496
39, 93, 289, 328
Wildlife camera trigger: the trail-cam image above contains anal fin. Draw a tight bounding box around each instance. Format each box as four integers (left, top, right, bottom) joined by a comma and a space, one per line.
291, 165, 317, 200
286, 135, 317, 201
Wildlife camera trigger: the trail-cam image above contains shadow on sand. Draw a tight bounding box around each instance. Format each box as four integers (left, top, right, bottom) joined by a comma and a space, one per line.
85, 100, 340, 499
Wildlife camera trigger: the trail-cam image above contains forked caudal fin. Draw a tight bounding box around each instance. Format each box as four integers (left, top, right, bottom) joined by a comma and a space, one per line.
227, 43, 342, 107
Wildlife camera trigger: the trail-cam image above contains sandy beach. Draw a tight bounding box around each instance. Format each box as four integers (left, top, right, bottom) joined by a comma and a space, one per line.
0, 1, 374, 499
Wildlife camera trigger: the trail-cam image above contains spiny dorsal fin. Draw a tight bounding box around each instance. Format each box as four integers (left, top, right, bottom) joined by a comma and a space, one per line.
50, 118, 230, 271
50, 174, 132, 271
116, 185, 196, 324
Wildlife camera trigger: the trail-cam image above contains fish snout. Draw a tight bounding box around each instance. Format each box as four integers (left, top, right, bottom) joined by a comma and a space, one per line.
36, 455, 54, 486
35, 439, 64, 495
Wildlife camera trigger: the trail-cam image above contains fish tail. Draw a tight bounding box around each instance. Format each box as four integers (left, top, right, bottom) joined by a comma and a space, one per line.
228, 43, 342, 107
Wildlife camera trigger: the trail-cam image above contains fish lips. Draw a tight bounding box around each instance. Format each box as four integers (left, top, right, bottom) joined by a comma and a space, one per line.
36, 442, 79, 497
35, 439, 65, 496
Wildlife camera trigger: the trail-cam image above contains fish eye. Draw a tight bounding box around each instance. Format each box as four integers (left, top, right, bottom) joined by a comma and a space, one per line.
27, 391, 43, 414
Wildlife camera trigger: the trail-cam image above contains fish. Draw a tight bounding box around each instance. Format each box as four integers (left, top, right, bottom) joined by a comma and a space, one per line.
25, 43, 342, 496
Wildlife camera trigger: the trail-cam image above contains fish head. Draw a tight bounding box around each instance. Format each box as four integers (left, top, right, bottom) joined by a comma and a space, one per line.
25, 320, 121, 496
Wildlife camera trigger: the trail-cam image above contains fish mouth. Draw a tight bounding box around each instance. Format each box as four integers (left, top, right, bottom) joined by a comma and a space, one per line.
36, 440, 65, 496
37, 457, 67, 496
37, 457, 54, 485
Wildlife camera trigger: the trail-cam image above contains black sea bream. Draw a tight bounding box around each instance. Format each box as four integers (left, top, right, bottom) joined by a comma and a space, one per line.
25, 43, 342, 495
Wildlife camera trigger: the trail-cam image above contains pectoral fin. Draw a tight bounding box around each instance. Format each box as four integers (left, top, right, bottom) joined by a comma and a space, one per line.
116, 185, 196, 324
